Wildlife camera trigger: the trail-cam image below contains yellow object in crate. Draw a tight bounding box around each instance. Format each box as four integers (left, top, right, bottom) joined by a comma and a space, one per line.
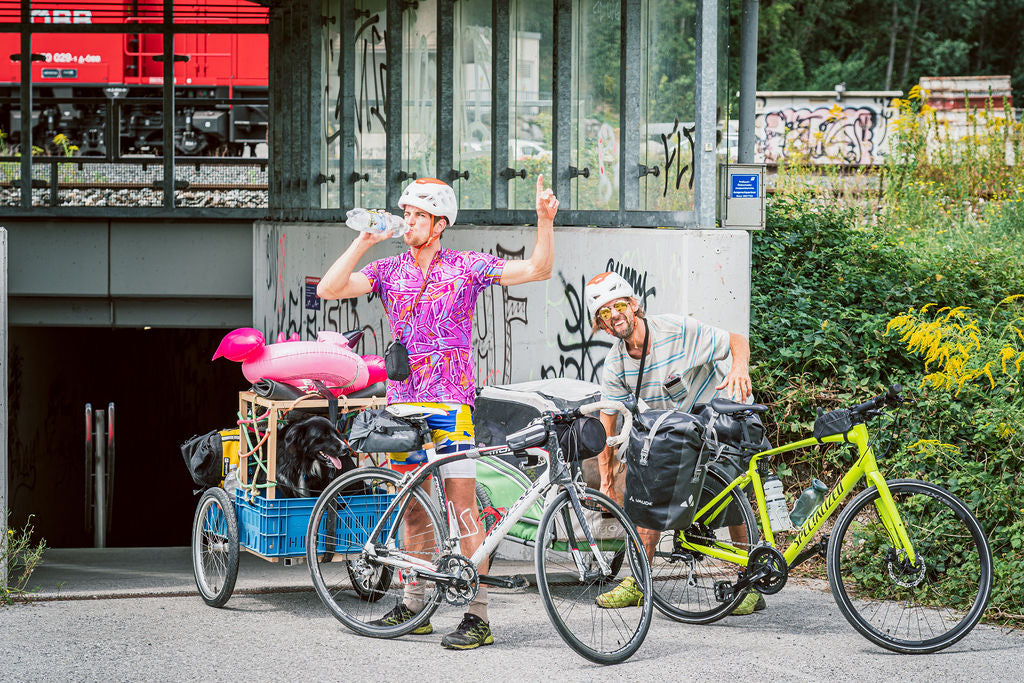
219, 429, 241, 487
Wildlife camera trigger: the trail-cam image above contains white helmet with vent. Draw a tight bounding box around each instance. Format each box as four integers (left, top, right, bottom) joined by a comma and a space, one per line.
585, 272, 636, 322
398, 177, 458, 228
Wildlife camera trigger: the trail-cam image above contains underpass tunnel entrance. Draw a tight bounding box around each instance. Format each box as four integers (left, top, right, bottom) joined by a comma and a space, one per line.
8, 326, 247, 548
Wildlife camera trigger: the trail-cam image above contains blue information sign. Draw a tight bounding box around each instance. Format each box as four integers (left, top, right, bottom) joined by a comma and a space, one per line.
730, 173, 760, 199
304, 276, 321, 310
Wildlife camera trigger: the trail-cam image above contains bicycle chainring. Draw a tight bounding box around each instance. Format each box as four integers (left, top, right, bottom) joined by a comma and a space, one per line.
747, 545, 788, 595
437, 554, 479, 606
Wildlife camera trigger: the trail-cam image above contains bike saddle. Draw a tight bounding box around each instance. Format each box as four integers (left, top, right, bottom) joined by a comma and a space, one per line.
386, 404, 449, 419
709, 398, 768, 414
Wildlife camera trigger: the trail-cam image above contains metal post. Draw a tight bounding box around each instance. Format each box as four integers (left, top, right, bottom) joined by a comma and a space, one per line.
491, 0, 510, 213
19, 0, 32, 210
619, 0, 641, 214
162, 0, 176, 209
694, 0, 719, 228
93, 410, 106, 548
306, 0, 323, 213
737, 0, 758, 164
340, 0, 356, 210
385, 1, 404, 209
436, 1, 454, 184
551, 0, 572, 210
1, 228, 8, 589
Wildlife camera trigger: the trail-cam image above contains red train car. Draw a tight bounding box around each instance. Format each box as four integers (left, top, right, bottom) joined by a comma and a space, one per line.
0, 1, 268, 156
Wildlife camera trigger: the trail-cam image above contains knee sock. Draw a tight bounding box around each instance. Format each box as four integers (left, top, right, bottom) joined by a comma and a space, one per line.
404, 577, 425, 612
467, 584, 488, 622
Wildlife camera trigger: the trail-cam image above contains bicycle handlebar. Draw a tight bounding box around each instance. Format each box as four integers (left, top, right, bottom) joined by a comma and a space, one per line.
849, 384, 905, 416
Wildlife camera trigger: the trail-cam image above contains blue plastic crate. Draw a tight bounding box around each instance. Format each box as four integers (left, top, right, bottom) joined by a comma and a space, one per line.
234, 488, 396, 558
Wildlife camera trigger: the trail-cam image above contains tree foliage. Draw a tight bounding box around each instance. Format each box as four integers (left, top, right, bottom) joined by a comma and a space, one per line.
739, 0, 1024, 95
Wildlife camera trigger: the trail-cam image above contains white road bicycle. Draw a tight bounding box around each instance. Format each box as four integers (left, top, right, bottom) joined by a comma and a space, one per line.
304, 400, 653, 665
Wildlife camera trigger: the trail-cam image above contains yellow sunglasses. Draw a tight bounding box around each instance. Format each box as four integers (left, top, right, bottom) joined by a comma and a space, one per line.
597, 300, 631, 321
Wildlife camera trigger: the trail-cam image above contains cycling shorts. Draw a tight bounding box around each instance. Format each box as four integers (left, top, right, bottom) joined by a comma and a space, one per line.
387, 403, 476, 479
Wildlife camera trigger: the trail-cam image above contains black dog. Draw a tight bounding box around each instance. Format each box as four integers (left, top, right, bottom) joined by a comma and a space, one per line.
275, 414, 356, 498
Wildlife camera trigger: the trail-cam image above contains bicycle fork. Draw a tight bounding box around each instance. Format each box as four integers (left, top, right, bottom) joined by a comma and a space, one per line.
558, 484, 614, 582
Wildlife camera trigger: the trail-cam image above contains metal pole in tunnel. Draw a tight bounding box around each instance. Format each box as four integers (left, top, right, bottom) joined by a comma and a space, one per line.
738, 0, 759, 164
94, 410, 106, 549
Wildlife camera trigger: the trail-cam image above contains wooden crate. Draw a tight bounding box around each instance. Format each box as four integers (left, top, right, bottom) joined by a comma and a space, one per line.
236, 391, 388, 500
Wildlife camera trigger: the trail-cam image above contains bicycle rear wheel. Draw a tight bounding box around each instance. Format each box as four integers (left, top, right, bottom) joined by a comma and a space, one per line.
191, 487, 239, 608
652, 468, 759, 623
306, 467, 446, 638
827, 478, 993, 654
535, 487, 653, 665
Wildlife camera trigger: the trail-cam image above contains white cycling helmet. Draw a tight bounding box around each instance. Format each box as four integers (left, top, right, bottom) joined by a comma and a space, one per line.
398, 177, 458, 228
585, 272, 636, 322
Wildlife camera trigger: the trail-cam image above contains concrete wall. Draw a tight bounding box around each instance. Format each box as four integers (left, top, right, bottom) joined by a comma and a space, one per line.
5, 219, 253, 328
253, 222, 751, 385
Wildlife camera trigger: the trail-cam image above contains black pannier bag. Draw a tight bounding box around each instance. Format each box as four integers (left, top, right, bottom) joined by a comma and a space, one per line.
624, 410, 708, 531
180, 429, 225, 488
692, 403, 773, 527
347, 408, 423, 453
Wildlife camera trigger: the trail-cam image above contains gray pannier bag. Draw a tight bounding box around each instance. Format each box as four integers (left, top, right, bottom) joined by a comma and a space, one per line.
624, 409, 708, 531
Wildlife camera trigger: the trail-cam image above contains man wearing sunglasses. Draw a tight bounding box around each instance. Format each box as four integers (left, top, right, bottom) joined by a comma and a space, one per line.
583, 271, 764, 616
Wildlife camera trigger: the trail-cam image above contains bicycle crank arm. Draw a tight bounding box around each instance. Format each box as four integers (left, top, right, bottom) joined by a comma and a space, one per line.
479, 573, 529, 590
714, 566, 771, 602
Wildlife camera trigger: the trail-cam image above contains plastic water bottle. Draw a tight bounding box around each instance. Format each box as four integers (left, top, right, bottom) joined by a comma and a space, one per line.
762, 474, 794, 531
789, 478, 828, 528
224, 464, 240, 497
345, 208, 408, 237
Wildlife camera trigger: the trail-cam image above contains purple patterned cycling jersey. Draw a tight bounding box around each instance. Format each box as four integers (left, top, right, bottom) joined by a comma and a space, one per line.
360, 248, 505, 406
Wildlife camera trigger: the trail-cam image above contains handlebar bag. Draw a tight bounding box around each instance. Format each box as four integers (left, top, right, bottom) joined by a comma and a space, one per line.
624, 410, 707, 531
347, 408, 423, 453
557, 415, 607, 462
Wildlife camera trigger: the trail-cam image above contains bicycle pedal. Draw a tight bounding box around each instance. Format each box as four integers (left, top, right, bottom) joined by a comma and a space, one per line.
714, 580, 735, 603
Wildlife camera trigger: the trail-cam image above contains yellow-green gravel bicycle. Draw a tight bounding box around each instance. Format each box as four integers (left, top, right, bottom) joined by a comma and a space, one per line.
650, 385, 993, 654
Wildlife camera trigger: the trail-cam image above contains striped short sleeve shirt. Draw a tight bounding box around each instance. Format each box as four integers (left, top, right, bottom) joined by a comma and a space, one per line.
600, 313, 733, 413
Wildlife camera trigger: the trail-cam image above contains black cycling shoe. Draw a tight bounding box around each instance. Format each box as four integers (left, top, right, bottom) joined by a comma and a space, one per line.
440, 613, 494, 650
369, 603, 433, 635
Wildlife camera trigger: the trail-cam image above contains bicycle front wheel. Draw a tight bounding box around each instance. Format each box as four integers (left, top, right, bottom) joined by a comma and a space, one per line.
827, 478, 993, 654
535, 487, 653, 665
306, 467, 446, 638
652, 468, 759, 623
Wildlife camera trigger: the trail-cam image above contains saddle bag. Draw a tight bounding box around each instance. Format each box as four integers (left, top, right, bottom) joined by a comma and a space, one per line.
624, 410, 708, 531
347, 407, 423, 453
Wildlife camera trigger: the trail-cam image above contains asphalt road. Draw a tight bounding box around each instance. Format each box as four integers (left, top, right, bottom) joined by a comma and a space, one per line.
2, 576, 1021, 681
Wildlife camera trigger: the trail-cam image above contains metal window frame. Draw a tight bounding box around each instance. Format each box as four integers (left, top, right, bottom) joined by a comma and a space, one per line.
312, 0, 709, 228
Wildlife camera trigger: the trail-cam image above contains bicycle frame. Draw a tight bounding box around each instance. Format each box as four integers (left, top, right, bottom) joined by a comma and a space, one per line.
354, 437, 615, 583
684, 422, 918, 568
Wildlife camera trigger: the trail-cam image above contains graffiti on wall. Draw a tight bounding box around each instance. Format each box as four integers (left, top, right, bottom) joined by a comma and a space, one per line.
661, 118, 696, 196
255, 223, 749, 394
259, 228, 388, 356
476, 245, 529, 387
756, 100, 896, 165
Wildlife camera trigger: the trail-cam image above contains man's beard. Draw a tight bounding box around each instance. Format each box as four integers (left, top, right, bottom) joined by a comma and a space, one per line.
608, 315, 635, 340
